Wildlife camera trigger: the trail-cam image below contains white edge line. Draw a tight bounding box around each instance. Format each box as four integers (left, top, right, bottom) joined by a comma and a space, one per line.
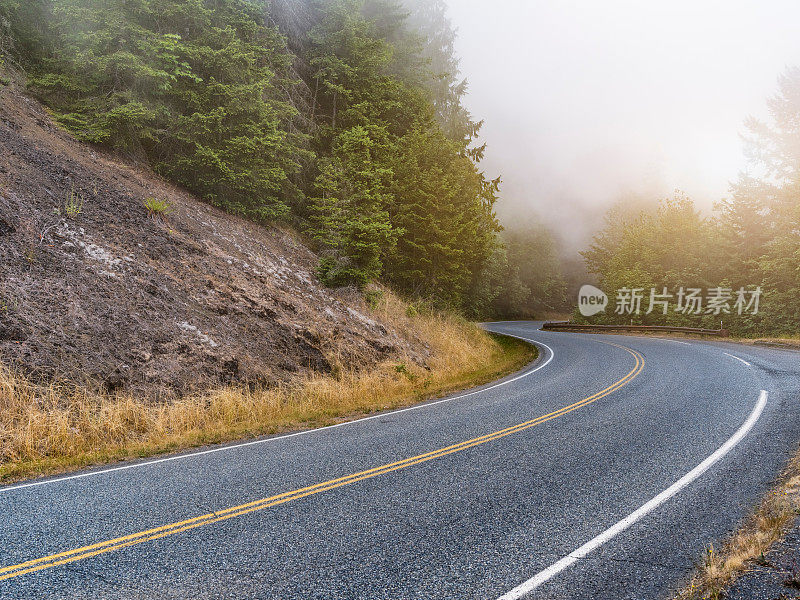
497, 390, 768, 600
0, 333, 554, 495
723, 352, 752, 367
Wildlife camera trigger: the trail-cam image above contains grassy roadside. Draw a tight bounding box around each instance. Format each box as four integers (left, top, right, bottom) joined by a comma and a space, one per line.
0, 295, 536, 484
674, 446, 800, 600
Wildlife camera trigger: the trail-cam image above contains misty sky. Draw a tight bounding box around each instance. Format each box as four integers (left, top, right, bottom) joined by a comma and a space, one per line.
445, 0, 800, 247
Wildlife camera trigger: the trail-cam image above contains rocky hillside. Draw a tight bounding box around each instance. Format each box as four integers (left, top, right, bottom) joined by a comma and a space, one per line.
0, 80, 427, 399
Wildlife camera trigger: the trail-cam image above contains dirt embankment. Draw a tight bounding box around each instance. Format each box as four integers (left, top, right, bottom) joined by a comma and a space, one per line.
0, 80, 427, 399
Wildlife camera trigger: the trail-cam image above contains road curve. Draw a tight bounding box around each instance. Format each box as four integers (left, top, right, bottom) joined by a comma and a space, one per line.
1, 321, 800, 599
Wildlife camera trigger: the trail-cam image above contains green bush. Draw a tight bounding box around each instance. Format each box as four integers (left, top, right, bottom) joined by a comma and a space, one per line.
364, 288, 384, 310
64, 185, 83, 217
143, 197, 173, 218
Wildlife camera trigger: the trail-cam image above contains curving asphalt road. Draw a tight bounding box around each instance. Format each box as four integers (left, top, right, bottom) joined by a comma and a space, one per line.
2, 321, 800, 599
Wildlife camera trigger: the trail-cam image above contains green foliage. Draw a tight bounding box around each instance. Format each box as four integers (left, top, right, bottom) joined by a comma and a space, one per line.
364, 287, 384, 309
393, 362, 416, 381
305, 0, 500, 300
14, 0, 304, 220
401, 297, 435, 318
1, 0, 44, 69
403, 0, 478, 145
465, 224, 567, 319
310, 124, 397, 288
386, 124, 500, 308
582, 193, 786, 335
581, 67, 800, 336
143, 197, 173, 218
501, 226, 567, 316
64, 185, 83, 217
580, 194, 724, 327
572, 68, 800, 336
4, 0, 510, 312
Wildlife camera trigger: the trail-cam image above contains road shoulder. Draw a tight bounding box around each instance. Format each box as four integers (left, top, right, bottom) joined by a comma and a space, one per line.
675, 425, 800, 600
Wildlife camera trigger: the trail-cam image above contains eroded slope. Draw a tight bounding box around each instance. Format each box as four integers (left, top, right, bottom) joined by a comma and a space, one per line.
0, 82, 427, 398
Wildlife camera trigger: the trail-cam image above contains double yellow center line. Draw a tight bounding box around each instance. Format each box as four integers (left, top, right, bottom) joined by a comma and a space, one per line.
0, 343, 644, 582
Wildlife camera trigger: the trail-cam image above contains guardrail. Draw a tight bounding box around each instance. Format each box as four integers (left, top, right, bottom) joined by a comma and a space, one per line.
541, 322, 729, 337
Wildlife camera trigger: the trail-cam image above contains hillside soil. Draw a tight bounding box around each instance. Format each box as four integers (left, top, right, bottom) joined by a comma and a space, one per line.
0, 78, 426, 400
0, 78, 538, 483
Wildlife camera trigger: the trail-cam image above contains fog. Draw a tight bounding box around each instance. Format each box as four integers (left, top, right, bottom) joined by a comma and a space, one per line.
445, 0, 800, 249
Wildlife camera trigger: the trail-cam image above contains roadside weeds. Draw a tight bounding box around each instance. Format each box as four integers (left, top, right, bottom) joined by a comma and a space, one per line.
0, 294, 536, 483
675, 446, 800, 600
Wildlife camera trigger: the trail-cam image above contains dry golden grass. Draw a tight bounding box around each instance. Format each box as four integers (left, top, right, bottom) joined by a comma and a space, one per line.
676, 450, 800, 600
0, 292, 534, 483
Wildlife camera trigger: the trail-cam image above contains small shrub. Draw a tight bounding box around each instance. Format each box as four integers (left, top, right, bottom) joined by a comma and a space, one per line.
405, 299, 435, 318
393, 362, 416, 381
316, 257, 369, 289
364, 288, 384, 310
143, 197, 173, 218
64, 185, 83, 217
